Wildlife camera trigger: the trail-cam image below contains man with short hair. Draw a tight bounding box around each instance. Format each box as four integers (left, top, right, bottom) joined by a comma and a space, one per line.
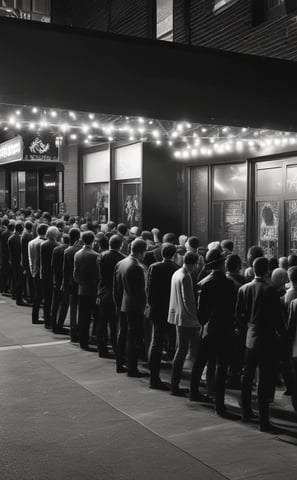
97, 234, 125, 360
190, 248, 237, 417
221, 239, 234, 259
282, 266, 297, 315
236, 257, 288, 432
113, 238, 147, 376
147, 243, 178, 389
0, 220, 14, 294
50, 234, 70, 334
21, 220, 34, 303
168, 251, 201, 396
40, 226, 60, 329
28, 223, 48, 324
62, 228, 82, 342
74, 231, 100, 350
8, 221, 25, 305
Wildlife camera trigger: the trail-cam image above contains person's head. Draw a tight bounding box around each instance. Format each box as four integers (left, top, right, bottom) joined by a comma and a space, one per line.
279, 256, 289, 270
271, 267, 288, 291
107, 221, 116, 232
15, 221, 24, 234
288, 254, 297, 268
7, 221, 15, 232
178, 235, 188, 247
82, 230, 95, 246
129, 226, 141, 238
61, 234, 70, 245
253, 257, 269, 278
109, 234, 123, 251
226, 254, 241, 274
37, 223, 48, 237
186, 236, 200, 252
46, 226, 59, 241
42, 211, 52, 223
24, 220, 33, 231
288, 266, 297, 286
161, 243, 177, 260
221, 239, 234, 252
55, 220, 65, 232
69, 228, 81, 245
268, 257, 279, 274
131, 238, 147, 261
97, 236, 109, 252
63, 214, 70, 223
117, 223, 128, 236
205, 248, 225, 271
141, 230, 153, 243
247, 245, 264, 267
184, 251, 198, 273
162, 233, 176, 245
207, 241, 222, 252
1, 218, 9, 228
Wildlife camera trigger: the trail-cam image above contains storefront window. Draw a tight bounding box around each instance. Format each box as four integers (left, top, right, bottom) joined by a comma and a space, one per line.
84, 182, 109, 223
257, 167, 282, 196
287, 165, 297, 194
190, 166, 209, 247
118, 182, 141, 229
286, 200, 297, 254
257, 200, 279, 258
213, 163, 247, 201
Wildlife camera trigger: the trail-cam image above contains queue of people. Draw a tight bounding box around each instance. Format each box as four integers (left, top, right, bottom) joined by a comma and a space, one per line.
0, 207, 297, 434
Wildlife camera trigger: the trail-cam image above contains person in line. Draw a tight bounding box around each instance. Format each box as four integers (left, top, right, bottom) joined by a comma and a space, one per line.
236, 257, 288, 432
113, 238, 148, 377
50, 233, 70, 334
74, 230, 100, 351
221, 239, 234, 259
21, 220, 34, 303
244, 245, 264, 283
0, 220, 14, 294
8, 221, 26, 306
190, 249, 237, 418
282, 266, 297, 318
97, 234, 125, 361
40, 226, 60, 329
146, 243, 178, 390
168, 251, 201, 397
28, 223, 48, 325
62, 228, 82, 342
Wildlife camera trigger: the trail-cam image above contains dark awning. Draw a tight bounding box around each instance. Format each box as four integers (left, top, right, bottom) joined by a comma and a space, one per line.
0, 17, 297, 132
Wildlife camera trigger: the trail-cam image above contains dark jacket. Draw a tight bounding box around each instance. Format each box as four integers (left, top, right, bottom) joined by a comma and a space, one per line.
236, 277, 287, 350
197, 270, 237, 339
113, 255, 146, 314
98, 249, 125, 304
73, 245, 100, 296
21, 230, 33, 271
51, 243, 68, 289
147, 259, 178, 319
62, 242, 82, 294
8, 233, 22, 267
40, 239, 59, 280
1, 229, 12, 264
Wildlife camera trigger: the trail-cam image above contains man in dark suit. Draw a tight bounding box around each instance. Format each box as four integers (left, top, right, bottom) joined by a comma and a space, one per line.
74, 230, 100, 350
8, 221, 25, 305
146, 243, 178, 389
0, 220, 14, 294
236, 256, 288, 432
28, 223, 48, 324
50, 233, 70, 333
21, 221, 34, 303
190, 248, 237, 417
40, 226, 60, 329
62, 228, 82, 342
98, 234, 125, 360
113, 238, 147, 377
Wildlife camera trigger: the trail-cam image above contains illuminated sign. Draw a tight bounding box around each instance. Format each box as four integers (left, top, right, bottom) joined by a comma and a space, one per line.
0, 136, 23, 165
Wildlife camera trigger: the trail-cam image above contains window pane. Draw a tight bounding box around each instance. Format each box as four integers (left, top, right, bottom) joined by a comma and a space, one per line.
32, 0, 48, 14
286, 200, 297, 254
157, 0, 173, 39
84, 182, 109, 223
257, 201, 279, 257
287, 165, 297, 194
118, 182, 141, 228
256, 167, 282, 196
213, 200, 246, 260
114, 143, 142, 180
213, 163, 247, 200
4, 0, 16, 9
190, 166, 208, 247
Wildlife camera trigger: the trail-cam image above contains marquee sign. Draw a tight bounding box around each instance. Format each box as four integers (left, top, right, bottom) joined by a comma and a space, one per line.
0, 136, 23, 165
23, 133, 59, 161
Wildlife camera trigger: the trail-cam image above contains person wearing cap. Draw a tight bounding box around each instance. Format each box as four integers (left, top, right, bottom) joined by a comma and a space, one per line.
168, 251, 201, 396
113, 238, 148, 377
146, 243, 179, 390
236, 257, 288, 432
190, 248, 237, 418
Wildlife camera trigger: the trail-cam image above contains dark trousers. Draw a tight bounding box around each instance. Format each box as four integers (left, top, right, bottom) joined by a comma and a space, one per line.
43, 279, 53, 328
97, 302, 117, 354
11, 265, 23, 303
24, 269, 34, 301
149, 316, 167, 384
69, 292, 78, 341
171, 326, 199, 390
241, 347, 277, 427
291, 358, 297, 411
0, 259, 11, 293
78, 295, 99, 348
190, 335, 230, 411
32, 276, 43, 323
116, 311, 128, 368
126, 311, 144, 374
51, 286, 69, 332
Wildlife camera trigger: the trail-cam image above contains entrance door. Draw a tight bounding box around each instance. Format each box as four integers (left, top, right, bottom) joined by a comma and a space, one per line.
39, 169, 58, 214
255, 159, 297, 257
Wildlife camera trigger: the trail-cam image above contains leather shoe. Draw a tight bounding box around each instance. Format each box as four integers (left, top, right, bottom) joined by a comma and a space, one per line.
171, 387, 189, 397
116, 366, 128, 373
215, 409, 241, 420
150, 380, 170, 391
32, 319, 44, 325
189, 392, 214, 403
260, 423, 282, 434
242, 410, 258, 422
127, 370, 149, 378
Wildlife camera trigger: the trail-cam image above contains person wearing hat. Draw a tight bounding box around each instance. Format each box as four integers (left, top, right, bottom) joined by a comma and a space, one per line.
190, 248, 237, 418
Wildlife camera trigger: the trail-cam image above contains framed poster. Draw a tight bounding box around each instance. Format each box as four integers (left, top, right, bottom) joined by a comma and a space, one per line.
118, 182, 141, 228
84, 182, 109, 223
257, 201, 279, 258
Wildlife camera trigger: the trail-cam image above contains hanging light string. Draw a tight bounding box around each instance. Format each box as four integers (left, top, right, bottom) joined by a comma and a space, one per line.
0, 102, 296, 155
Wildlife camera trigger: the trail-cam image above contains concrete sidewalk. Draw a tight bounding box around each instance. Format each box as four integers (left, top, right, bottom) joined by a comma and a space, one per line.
0, 295, 297, 480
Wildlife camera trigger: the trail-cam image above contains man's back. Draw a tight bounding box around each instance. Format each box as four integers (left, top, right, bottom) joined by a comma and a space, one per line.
40, 239, 59, 279
63, 242, 82, 293
99, 249, 125, 301
74, 246, 100, 296
8, 234, 21, 266
236, 278, 284, 349
51, 244, 68, 289
114, 255, 146, 313
147, 260, 178, 315
21, 231, 33, 270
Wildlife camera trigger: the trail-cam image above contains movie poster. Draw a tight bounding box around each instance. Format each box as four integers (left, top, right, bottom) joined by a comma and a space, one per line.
258, 201, 279, 258
85, 182, 109, 223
